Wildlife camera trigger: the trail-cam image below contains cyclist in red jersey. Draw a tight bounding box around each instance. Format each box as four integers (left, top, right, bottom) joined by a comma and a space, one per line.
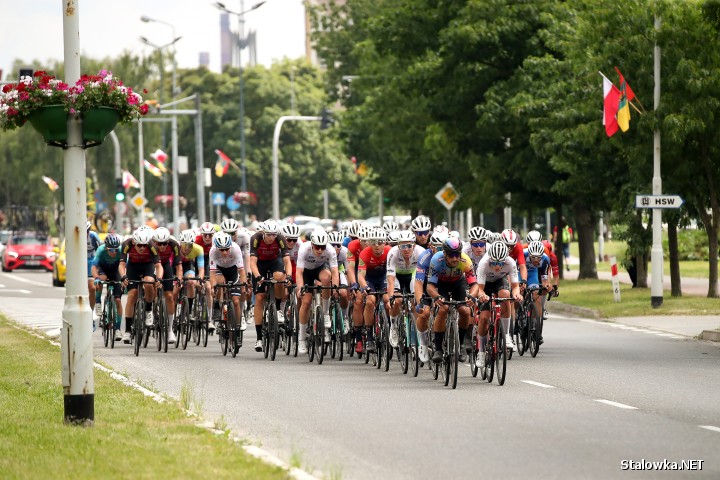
119, 229, 162, 344
355, 228, 391, 353
347, 225, 370, 343
153, 227, 183, 344
248, 219, 292, 352
195, 222, 218, 331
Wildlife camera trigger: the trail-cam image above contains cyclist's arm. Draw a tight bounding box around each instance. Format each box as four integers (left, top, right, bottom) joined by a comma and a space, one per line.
154, 261, 163, 279
358, 269, 368, 290
330, 266, 339, 287
296, 267, 304, 287
386, 274, 396, 295
283, 255, 292, 277
426, 282, 441, 303
249, 255, 259, 279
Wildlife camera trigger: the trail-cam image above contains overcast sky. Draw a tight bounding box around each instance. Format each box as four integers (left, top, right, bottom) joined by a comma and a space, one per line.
0, 0, 306, 80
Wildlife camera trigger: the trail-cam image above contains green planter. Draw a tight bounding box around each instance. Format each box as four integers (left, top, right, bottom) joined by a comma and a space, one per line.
26, 105, 119, 148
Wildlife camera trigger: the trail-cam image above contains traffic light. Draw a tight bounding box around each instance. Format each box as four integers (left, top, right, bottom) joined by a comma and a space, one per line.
320, 107, 334, 130
115, 178, 125, 202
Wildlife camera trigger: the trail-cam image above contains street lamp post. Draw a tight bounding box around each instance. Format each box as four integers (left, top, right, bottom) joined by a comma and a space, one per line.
140, 16, 181, 227
215, 1, 266, 225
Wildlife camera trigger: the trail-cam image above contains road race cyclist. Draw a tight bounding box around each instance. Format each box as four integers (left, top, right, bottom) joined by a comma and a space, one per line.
295, 230, 340, 353
328, 231, 351, 333
281, 222, 303, 323
356, 228, 391, 354
196, 221, 219, 333
414, 231, 448, 363
410, 215, 432, 249
524, 240, 553, 345
475, 242, 523, 361
464, 226, 489, 272
222, 218, 252, 327
119, 229, 162, 344
386, 230, 424, 347
209, 232, 247, 334
248, 219, 292, 352
87, 222, 103, 326
178, 229, 206, 326
91, 233, 124, 341
425, 237, 477, 364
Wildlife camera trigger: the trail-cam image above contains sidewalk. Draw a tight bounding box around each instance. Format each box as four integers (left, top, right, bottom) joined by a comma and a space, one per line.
549, 262, 720, 341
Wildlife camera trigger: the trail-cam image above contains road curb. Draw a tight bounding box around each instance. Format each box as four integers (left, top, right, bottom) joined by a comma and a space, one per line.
700, 330, 720, 342
546, 301, 600, 319
8, 321, 320, 480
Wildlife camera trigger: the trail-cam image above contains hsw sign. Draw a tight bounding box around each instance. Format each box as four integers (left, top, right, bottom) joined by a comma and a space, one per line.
635, 195, 684, 209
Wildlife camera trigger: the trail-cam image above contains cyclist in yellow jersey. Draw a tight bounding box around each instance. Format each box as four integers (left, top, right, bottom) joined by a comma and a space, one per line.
179, 230, 206, 321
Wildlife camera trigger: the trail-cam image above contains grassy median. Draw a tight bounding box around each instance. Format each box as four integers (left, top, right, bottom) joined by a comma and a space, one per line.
556, 279, 719, 318
0, 316, 288, 480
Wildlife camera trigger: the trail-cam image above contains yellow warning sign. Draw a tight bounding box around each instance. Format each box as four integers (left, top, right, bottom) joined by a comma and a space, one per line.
435, 182, 460, 210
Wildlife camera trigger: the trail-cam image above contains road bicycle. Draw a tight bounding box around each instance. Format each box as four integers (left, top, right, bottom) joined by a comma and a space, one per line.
438, 297, 466, 389
192, 277, 210, 348
99, 280, 122, 349
301, 284, 336, 365
479, 295, 513, 386
390, 292, 416, 375
364, 289, 390, 371
283, 283, 299, 357
212, 281, 245, 358
260, 277, 287, 361
175, 277, 202, 350
127, 279, 158, 357
328, 285, 349, 361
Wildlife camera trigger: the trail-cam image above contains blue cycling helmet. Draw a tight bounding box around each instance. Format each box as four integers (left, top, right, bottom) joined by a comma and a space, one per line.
104, 233, 121, 249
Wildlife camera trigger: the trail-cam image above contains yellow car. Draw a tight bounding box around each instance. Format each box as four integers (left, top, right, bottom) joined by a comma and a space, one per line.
52, 240, 66, 287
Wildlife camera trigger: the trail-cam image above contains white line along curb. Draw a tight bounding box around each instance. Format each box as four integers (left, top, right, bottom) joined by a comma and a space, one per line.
12, 323, 320, 480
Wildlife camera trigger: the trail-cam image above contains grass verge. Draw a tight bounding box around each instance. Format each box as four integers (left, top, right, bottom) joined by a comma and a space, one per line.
0, 316, 288, 480
555, 279, 720, 318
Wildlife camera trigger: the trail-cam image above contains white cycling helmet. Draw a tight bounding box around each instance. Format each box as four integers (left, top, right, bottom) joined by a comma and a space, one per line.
449, 230, 460, 239
411, 215, 432, 232
347, 220, 363, 238
310, 230, 328, 246
220, 218, 239, 234
282, 223, 300, 239
429, 231, 448, 247
264, 219, 280, 234
489, 232, 502, 244
487, 242, 509, 262
213, 232, 233, 249
387, 231, 400, 245
358, 225, 372, 241
382, 221, 399, 232
468, 226, 487, 242
526, 230, 543, 243
153, 227, 171, 243
372, 228, 387, 242
397, 229, 416, 243
179, 230, 195, 244
199, 222, 215, 235
133, 229, 153, 245
527, 240, 545, 257
328, 231, 344, 244
433, 224, 449, 235
501, 229, 518, 247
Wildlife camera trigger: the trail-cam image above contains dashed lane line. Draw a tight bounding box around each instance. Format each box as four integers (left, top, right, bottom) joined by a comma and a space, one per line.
594, 399, 638, 410
521, 380, 555, 389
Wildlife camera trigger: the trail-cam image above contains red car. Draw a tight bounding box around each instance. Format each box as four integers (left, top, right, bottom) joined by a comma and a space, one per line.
1, 233, 55, 272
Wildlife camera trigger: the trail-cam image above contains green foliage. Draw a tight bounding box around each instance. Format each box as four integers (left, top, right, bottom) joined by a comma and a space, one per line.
663, 229, 711, 261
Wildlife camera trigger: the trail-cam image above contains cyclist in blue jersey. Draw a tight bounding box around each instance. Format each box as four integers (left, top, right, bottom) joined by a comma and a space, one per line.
91, 233, 124, 340
413, 231, 447, 363
87, 222, 103, 323
524, 241, 552, 345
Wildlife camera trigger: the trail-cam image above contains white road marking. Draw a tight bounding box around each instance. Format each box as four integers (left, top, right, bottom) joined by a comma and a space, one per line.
0, 272, 50, 287
0, 288, 31, 294
699, 425, 720, 433
522, 380, 555, 389
595, 399, 638, 410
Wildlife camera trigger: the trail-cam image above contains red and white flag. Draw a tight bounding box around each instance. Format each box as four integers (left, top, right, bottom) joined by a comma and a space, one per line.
150, 149, 169, 163
122, 170, 140, 189
143, 159, 163, 178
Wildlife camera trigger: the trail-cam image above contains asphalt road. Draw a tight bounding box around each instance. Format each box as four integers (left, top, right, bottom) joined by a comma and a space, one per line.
2, 270, 720, 479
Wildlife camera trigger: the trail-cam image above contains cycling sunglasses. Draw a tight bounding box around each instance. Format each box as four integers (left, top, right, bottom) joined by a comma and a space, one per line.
446, 251, 461, 258
470, 241, 486, 248
490, 260, 504, 267
415, 230, 430, 236
330, 243, 341, 248
312, 244, 326, 251
398, 244, 413, 250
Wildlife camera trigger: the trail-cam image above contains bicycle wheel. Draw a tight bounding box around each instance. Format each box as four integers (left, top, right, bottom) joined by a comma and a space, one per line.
290, 299, 299, 357
515, 303, 526, 356
308, 316, 315, 363
347, 303, 355, 357
101, 294, 111, 348
271, 302, 280, 361
334, 304, 344, 361
228, 302, 238, 358
449, 315, 459, 389
469, 324, 479, 378
398, 315, 408, 374
109, 295, 118, 349
262, 303, 271, 359
180, 297, 190, 350
382, 311, 391, 372
315, 305, 324, 365
485, 326, 494, 383
133, 302, 144, 357
193, 296, 202, 345
364, 330, 370, 364
201, 305, 209, 348
528, 302, 541, 358
496, 323, 507, 385
161, 299, 169, 354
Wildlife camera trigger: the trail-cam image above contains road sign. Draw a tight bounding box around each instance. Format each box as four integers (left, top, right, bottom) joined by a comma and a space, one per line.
212, 192, 226, 206
435, 182, 460, 210
226, 195, 240, 211
130, 193, 147, 211
635, 194, 684, 209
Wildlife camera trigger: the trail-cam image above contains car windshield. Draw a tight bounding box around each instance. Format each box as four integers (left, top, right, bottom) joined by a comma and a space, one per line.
0, 231, 10, 244
12, 237, 47, 246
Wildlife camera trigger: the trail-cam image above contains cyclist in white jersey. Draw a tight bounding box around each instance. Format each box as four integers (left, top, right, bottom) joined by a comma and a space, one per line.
463, 226, 489, 272
295, 230, 339, 353
328, 231, 350, 333
386, 230, 424, 347
475, 242, 522, 358
209, 232, 246, 329
221, 218, 251, 328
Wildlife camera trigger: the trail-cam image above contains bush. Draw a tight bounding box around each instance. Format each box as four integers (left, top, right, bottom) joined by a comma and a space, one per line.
663, 229, 709, 261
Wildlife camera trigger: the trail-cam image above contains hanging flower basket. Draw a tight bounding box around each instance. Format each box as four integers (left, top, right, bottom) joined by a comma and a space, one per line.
25, 105, 120, 148
1, 70, 148, 149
